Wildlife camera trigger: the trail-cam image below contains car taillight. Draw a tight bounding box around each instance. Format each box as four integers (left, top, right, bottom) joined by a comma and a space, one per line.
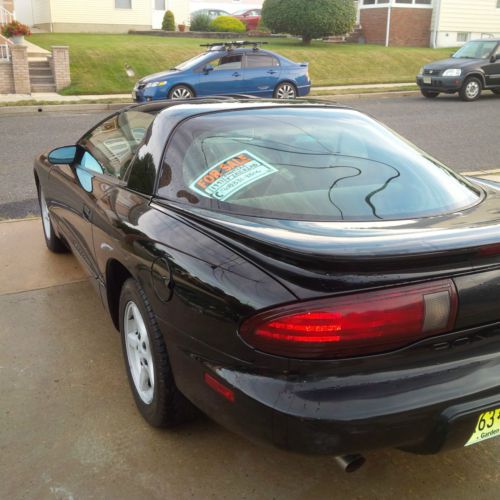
239, 280, 457, 359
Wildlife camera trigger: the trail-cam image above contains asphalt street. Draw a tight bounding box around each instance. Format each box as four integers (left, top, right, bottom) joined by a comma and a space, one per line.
1, 92, 500, 219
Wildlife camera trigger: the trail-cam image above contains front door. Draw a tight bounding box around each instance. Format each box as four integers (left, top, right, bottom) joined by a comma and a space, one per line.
152, 0, 166, 29
484, 43, 500, 87
196, 53, 243, 96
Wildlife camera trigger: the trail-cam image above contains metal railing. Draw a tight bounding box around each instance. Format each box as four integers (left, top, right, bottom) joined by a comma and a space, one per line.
0, 6, 14, 26
0, 43, 10, 61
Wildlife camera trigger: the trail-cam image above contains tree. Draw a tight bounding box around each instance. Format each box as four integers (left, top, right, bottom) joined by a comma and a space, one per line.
162, 10, 175, 31
262, 0, 356, 45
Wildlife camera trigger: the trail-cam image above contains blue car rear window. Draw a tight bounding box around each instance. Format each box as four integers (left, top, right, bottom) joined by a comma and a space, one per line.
158, 107, 480, 221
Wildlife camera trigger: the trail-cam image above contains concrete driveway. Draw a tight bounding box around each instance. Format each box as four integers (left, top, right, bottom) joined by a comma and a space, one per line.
2, 218, 500, 499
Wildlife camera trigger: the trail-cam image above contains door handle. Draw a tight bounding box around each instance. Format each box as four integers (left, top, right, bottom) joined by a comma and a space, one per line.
232, 72, 241, 77
267, 70, 277, 74
83, 204, 92, 222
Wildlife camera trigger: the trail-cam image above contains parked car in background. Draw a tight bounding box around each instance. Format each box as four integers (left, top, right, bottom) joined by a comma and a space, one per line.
232, 8, 261, 31
35, 97, 500, 470
417, 39, 500, 101
190, 8, 230, 21
132, 41, 311, 101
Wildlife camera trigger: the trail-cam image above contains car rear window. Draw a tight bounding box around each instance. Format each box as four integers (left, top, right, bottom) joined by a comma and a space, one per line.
157, 108, 480, 221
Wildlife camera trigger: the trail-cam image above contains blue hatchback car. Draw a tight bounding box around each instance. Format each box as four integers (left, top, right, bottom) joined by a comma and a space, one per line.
133, 41, 311, 102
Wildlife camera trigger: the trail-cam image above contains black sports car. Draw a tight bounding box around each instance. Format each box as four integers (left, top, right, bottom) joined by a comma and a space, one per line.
34, 97, 500, 471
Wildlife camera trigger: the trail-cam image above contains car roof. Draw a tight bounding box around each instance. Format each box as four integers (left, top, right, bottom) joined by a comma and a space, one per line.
127, 97, 350, 121
126, 97, 354, 146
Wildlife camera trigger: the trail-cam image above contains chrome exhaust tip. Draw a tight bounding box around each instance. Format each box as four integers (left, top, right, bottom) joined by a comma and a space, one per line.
334, 454, 366, 473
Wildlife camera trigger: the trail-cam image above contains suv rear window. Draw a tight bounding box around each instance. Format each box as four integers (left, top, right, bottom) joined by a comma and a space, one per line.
157, 108, 480, 221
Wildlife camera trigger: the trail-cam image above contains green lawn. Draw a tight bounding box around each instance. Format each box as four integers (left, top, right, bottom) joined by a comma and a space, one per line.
30, 34, 452, 95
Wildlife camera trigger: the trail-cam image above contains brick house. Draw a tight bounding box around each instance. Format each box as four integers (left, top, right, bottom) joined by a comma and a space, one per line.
358, 0, 500, 48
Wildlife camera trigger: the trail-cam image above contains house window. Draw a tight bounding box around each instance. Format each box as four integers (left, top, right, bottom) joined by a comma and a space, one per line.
394, 0, 432, 4
155, 0, 165, 9
115, 0, 132, 9
497, 0, 500, 8
457, 32, 469, 42
362, 0, 389, 4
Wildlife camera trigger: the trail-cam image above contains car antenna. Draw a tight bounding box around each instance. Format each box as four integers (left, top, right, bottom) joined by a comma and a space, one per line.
200, 41, 268, 52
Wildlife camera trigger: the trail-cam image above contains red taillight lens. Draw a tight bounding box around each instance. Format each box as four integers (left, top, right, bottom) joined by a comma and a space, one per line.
239, 280, 457, 359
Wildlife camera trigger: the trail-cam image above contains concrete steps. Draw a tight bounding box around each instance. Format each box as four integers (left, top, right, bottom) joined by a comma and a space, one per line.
28, 58, 56, 93
324, 25, 364, 44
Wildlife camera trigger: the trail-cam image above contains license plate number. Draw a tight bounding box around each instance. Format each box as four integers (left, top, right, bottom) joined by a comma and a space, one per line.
423, 76, 432, 85
465, 409, 500, 446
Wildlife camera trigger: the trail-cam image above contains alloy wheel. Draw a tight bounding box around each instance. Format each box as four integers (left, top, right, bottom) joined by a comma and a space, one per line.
40, 190, 51, 240
170, 87, 193, 99
276, 84, 296, 99
124, 301, 155, 404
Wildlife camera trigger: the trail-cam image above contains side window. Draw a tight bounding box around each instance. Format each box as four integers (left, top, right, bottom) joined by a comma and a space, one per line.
245, 54, 277, 68
79, 110, 155, 180
212, 54, 242, 71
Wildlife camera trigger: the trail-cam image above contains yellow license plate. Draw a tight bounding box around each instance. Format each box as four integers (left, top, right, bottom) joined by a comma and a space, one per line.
465, 409, 500, 446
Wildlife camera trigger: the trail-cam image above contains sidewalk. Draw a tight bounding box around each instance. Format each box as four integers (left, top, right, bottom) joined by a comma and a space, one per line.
0, 82, 416, 105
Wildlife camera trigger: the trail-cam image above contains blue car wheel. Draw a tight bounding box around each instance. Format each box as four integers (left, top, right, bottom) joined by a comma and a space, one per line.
169, 85, 195, 100
274, 82, 297, 99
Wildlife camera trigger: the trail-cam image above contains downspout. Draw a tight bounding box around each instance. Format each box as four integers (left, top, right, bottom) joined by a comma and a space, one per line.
48, 0, 53, 32
385, 1, 392, 48
432, 0, 441, 49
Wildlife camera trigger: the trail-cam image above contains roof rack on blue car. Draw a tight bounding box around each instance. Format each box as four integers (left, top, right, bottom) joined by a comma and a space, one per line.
200, 41, 268, 52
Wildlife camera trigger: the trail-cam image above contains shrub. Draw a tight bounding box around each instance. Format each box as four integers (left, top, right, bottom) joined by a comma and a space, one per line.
209, 16, 246, 33
262, 0, 356, 45
1, 20, 31, 38
190, 13, 212, 32
162, 10, 175, 31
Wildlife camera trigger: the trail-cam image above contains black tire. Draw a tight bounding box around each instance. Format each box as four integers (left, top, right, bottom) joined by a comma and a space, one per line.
459, 77, 482, 101
168, 85, 195, 100
37, 184, 68, 253
119, 278, 196, 427
492, 88, 500, 95
274, 82, 297, 99
421, 89, 439, 98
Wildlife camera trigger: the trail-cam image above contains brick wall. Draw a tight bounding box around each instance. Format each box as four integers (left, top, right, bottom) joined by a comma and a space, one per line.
10, 44, 30, 94
360, 8, 388, 46
51, 46, 70, 91
360, 7, 432, 47
0, 60, 14, 93
389, 8, 432, 47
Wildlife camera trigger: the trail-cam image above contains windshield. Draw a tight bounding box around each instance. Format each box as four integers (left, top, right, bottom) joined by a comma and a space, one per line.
175, 53, 211, 71
453, 40, 498, 59
158, 108, 480, 221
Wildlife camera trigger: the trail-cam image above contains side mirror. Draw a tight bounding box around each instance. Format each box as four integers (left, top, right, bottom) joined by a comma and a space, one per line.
48, 145, 77, 165
203, 64, 214, 74
496, 53, 500, 61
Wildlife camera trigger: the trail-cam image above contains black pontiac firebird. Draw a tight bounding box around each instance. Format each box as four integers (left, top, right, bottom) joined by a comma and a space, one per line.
34, 97, 500, 471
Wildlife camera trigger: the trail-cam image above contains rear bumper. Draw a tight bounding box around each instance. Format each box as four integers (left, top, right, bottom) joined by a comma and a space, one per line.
416, 75, 464, 93
164, 318, 500, 455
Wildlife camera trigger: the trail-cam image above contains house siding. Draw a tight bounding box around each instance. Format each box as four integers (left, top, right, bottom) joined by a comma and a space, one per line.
437, 0, 500, 33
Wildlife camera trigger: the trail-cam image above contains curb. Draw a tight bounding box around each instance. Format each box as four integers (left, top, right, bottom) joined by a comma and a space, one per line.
311, 90, 420, 101
0, 90, 420, 115
0, 102, 132, 116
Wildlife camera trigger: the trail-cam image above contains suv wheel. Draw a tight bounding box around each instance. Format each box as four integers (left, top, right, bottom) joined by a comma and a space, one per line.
421, 90, 439, 99
460, 77, 482, 101
119, 278, 197, 427
492, 88, 500, 95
